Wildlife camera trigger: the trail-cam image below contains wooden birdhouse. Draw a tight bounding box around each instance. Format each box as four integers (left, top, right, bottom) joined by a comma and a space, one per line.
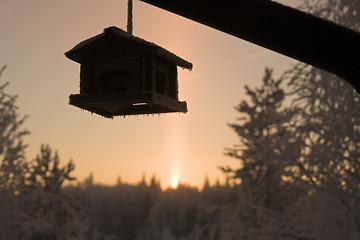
65, 26, 192, 118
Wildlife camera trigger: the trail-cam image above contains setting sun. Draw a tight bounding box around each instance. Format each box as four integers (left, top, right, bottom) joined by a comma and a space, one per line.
170, 168, 180, 189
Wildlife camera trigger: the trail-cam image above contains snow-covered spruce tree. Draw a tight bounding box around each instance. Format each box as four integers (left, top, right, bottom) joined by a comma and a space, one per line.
225, 68, 301, 211
0, 65, 29, 191
189, 70, 307, 240
28, 144, 75, 193
0, 145, 90, 240
4, 145, 92, 240
0, 66, 115, 240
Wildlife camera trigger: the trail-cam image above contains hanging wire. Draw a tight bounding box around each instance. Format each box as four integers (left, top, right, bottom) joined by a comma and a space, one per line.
127, 0, 133, 34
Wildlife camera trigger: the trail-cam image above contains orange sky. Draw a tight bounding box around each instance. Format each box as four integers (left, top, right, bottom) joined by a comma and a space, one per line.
0, 0, 301, 188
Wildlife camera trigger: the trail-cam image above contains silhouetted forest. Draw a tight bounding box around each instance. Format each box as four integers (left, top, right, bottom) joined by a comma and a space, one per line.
63, 175, 235, 240
1, 0, 360, 239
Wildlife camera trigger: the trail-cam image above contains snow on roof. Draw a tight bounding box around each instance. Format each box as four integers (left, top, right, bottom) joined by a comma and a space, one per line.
65, 26, 193, 70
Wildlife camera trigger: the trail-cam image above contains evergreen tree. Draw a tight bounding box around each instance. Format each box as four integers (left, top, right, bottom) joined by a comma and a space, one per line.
226, 68, 300, 209
27, 144, 75, 193
0, 65, 114, 240
0, 65, 29, 190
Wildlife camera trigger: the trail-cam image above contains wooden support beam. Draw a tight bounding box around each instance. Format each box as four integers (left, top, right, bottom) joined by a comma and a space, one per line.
140, 0, 360, 91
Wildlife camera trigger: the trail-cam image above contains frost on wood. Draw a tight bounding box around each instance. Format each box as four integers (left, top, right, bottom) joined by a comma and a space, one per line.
65, 26, 192, 118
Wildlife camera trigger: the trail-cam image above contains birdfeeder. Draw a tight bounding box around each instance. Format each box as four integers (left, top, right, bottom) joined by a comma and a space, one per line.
65, 26, 192, 118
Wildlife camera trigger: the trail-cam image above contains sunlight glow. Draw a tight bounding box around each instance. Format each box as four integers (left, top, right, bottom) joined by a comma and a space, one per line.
170, 168, 180, 189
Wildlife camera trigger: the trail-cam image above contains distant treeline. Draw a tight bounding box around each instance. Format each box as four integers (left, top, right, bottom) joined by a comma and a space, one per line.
63, 170, 360, 240
64, 175, 234, 240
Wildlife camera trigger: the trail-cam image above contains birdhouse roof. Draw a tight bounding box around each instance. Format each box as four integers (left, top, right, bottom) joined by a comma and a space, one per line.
65, 26, 193, 70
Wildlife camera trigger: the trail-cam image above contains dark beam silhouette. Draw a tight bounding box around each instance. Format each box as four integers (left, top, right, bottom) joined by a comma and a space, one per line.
140, 0, 360, 92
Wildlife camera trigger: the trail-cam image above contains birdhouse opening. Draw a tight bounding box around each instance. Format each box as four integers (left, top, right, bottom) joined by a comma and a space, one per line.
154, 60, 178, 99
100, 69, 133, 93
155, 69, 167, 95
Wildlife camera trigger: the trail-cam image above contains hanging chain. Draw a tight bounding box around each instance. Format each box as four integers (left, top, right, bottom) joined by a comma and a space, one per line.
127, 0, 133, 34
